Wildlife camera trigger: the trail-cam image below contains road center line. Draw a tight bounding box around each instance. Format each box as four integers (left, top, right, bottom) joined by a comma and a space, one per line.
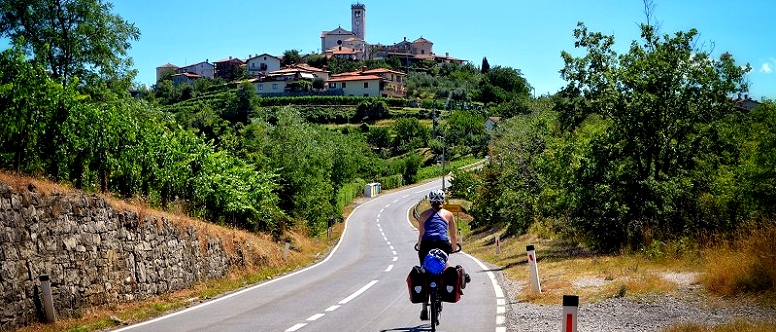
325, 305, 340, 312
338, 280, 379, 304
307, 313, 325, 321
285, 323, 306, 331
385, 264, 394, 272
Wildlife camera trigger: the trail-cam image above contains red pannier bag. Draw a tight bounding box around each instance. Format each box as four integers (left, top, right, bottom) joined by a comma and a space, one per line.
406, 265, 427, 303
440, 265, 463, 303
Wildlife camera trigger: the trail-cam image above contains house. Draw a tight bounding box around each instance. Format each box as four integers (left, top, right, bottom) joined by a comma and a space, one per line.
327, 67, 406, 97
733, 94, 761, 111
213, 57, 245, 81
324, 45, 361, 60
171, 72, 202, 86
326, 74, 382, 97
485, 117, 501, 131
252, 64, 330, 96
177, 60, 214, 79
245, 53, 282, 77
155, 63, 179, 82
368, 36, 463, 66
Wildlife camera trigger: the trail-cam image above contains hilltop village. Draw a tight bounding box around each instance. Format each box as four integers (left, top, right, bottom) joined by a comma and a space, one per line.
155, 3, 462, 98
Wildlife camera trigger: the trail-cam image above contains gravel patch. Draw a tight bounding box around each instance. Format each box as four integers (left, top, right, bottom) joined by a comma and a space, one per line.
494, 271, 776, 332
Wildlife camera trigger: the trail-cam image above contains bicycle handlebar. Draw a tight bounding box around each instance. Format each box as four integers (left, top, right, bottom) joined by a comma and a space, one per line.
414, 242, 462, 253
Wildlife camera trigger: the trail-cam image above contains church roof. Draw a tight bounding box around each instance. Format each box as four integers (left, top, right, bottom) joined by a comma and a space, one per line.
321, 26, 354, 37
413, 37, 433, 44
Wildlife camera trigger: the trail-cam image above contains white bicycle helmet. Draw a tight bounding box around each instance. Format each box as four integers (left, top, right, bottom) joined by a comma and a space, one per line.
428, 189, 445, 204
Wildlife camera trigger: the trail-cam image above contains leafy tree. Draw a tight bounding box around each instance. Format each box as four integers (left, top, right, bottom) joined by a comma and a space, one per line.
281, 49, 302, 66
392, 117, 428, 154
366, 125, 392, 150
312, 77, 325, 90
0, 42, 60, 173
443, 110, 488, 157
556, 21, 750, 251
0, 0, 141, 91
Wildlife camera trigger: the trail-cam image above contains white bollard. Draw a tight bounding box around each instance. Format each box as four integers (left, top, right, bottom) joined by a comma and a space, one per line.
561, 295, 579, 332
495, 235, 501, 254
527, 245, 542, 293
39, 274, 56, 323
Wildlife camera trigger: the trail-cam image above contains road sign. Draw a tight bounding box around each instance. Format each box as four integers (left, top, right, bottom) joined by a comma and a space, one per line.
445, 204, 462, 212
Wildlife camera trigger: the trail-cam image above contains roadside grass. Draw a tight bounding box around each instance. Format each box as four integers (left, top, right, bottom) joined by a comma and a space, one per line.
663, 320, 776, 332
461, 216, 776, 331
697, 221, 776, 305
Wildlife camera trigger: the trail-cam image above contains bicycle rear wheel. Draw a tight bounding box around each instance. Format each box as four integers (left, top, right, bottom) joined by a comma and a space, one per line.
429, 284, 438, 331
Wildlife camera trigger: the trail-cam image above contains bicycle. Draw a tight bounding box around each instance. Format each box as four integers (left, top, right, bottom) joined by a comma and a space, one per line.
413, 243, 464, 332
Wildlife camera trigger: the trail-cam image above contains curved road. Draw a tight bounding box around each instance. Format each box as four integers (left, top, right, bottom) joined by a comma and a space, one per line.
112, 179, 506, 332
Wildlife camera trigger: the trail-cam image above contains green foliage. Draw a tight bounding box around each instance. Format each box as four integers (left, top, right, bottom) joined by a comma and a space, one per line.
0, 0, 141, 96
449, 169, 482, 201
555, 22, 750, 251
443, 110, 489, 157
392, 117, 429, 154
354, 99, 390, 123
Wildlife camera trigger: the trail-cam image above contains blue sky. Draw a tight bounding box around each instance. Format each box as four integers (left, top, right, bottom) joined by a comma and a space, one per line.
113, 0, 774, 100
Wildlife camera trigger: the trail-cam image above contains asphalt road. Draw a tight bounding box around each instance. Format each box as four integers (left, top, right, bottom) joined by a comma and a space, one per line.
112, 179, 506, 332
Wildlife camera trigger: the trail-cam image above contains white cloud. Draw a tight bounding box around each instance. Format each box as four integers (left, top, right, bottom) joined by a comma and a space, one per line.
761, 63, 773, 74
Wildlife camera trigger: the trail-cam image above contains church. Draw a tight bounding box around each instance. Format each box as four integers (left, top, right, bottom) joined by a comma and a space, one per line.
320, 3, 462, 65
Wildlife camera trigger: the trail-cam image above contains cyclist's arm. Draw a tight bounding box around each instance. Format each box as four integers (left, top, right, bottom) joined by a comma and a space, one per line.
417, 210, 427, 246
445, 210, 457, 250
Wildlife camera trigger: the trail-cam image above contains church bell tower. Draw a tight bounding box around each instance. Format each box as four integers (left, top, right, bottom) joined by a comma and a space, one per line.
351, 3, 365, 41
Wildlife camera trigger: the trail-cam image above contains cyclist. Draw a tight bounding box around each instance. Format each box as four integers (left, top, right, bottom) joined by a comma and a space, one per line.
415, 189, 457, 320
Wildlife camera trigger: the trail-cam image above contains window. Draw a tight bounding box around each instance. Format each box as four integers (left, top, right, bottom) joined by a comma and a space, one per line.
329, 82, 336, 88
342, 82, 347, 88
363, 93, 369, 97
257, 84, 263, 90
364, 82, 369, 88
272, 83, 278, 90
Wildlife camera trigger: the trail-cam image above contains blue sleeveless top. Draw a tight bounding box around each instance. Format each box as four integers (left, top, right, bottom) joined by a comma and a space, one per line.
422, 211, 449, 241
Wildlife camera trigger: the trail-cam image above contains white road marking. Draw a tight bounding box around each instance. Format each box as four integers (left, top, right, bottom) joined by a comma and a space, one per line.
496, 327, 507, 332
385, 264, 394, 272
497, 315, 505, 324
392, 251, 396, 256
392, 257, 398, 262
285, 323, 306, 331
307, 313, 324, 321
325, 305, 339, 312
497, 306, 505, 314
338, 280, 379, 304
389, 245, 394, 250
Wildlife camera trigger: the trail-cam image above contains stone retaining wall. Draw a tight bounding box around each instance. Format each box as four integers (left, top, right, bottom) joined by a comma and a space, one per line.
0, 183, 251, 330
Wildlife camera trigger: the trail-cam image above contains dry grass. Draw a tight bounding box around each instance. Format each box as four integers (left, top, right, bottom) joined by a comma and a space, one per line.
663, 320, 776, 332
464, 226, 702, 305
697, 222, 776, 304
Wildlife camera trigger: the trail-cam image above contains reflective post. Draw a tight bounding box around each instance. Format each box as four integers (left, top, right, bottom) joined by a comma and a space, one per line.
562, 295, 579, 332
527, 245, 542, 293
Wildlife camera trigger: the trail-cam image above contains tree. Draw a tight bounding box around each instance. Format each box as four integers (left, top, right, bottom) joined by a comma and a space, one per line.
0, 0, 140, 90
480, 57, 490, 74
556, 21, 750, 251
281, 49, 302, 67
392, 117, 429, 154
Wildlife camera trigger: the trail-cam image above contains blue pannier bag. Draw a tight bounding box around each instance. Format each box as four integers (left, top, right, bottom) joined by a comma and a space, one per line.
422, 248, 448, 275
